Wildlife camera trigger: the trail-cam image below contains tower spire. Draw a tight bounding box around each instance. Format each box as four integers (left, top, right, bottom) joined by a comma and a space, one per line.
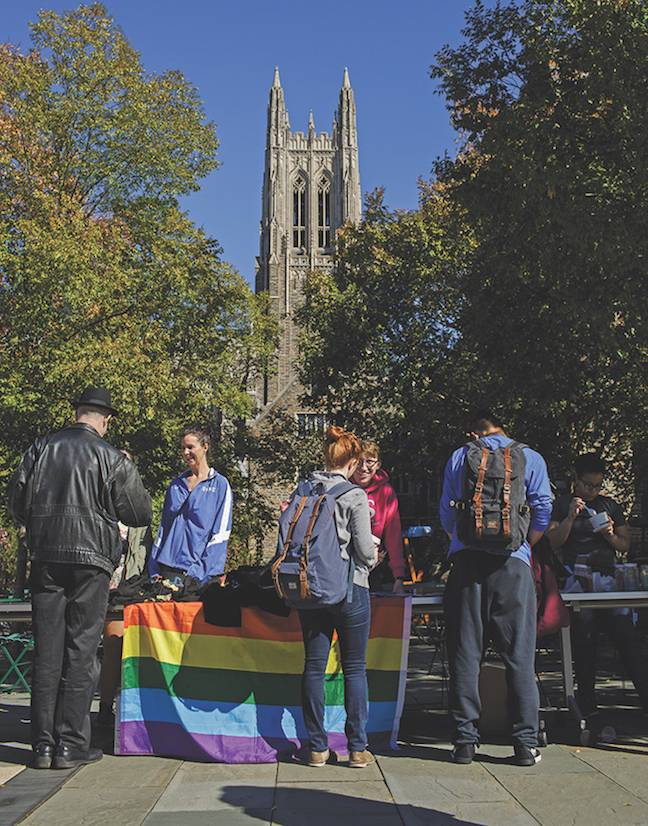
335, 67, 361, 225
308, 109, 315, 132
267, 65, 289, 139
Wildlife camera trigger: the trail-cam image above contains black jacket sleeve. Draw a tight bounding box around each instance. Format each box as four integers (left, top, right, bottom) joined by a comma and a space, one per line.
109, 456, 152, 528
7, 438, 45, 527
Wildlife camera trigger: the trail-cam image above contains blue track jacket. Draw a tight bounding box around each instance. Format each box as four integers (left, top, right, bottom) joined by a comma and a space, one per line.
439, 434, 552, 565
149, 468, 233, 583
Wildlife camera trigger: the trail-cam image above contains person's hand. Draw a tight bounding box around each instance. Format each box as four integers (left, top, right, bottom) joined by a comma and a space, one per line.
601, 515, 615, 543
279, 499, 290, 513
568, 497, 585, 520
392, 579, 405, 594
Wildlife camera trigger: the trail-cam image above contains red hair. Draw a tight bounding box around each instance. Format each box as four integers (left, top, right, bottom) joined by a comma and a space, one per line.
323, 425, 361, 470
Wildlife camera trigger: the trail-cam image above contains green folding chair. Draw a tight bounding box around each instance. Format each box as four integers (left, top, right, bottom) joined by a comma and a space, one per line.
0, 633, 33, 693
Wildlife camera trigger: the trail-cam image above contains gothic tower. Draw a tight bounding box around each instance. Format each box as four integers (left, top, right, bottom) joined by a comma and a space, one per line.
255, 68, 361, 411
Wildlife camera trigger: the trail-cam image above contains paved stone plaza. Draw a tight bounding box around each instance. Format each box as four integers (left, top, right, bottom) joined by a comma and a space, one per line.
1, 643, 647, 825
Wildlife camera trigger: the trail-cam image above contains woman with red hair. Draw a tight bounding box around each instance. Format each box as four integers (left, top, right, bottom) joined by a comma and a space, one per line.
296, 426, 378, 769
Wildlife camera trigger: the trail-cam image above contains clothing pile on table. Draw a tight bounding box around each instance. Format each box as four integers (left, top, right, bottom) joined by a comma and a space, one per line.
107, 573, 206, 608
107, 565, 291, 627
201, 565, 290, 627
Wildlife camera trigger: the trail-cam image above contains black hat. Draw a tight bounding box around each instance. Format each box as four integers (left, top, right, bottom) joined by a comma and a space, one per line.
72, 386, 119, 416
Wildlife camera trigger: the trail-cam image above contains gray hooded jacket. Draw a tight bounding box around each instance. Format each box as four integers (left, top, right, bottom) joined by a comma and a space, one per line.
308, 470, 378, 588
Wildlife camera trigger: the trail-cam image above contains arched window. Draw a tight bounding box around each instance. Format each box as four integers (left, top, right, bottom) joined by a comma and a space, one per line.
293, 176, 306, 249
317, 176, 331, 248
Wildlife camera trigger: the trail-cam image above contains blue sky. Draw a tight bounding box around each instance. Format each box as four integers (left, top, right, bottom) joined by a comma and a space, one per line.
3, 1, 485, 285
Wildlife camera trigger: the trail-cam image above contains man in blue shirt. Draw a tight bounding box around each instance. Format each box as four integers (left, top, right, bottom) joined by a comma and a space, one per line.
440, 410, 552, 766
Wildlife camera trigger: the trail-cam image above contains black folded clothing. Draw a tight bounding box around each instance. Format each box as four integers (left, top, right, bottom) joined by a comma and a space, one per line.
107, 574, 170, 607
201, 565, 291, 627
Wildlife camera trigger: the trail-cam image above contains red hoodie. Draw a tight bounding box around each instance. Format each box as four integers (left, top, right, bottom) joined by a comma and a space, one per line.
362, 469, 405, 578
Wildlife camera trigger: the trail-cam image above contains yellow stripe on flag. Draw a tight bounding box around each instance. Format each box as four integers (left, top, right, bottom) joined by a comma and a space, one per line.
123, 624, 402, 674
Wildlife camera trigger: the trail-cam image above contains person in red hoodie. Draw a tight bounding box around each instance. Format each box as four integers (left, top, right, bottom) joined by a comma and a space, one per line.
351, 441, 406, 592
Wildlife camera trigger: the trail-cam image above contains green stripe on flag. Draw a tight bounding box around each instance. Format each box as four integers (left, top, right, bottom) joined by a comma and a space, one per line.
122, 656, 399, 706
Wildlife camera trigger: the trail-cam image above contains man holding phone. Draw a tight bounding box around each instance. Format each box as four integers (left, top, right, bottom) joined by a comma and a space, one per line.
547, 454, 648, 719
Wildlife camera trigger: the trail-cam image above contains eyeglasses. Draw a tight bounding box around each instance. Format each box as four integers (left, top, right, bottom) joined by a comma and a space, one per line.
578, 479, 604, 491
357, 459, 378, 469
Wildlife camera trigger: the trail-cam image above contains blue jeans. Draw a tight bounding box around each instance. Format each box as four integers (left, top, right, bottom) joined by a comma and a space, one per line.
298, 584, 371, 752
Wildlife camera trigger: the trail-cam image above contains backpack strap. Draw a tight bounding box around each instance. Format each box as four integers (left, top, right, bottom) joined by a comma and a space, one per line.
473, 447, 489, 538
502, 447, 512, 538
272, 495, 309, 599
299, 494, 328, 599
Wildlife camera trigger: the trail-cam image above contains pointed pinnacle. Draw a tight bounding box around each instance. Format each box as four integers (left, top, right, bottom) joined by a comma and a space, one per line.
308, 109, 315, 131
273, 66, 281, 88
342, 67, 350, 88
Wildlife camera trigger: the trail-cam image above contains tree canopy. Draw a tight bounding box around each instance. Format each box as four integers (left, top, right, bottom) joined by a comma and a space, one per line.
0, 3, 275, 576
431, 0, 648, 485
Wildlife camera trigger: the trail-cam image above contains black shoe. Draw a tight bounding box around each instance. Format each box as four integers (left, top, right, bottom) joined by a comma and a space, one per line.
52, 745, 103, 770
513, 744, 542, 766
32, 744, 54, 770
451, 744, 476, 764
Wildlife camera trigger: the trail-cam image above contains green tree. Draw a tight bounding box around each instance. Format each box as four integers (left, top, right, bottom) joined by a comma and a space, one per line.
431, 0, 648, 491
0, 4, 276, 581
299, 185, 475, 478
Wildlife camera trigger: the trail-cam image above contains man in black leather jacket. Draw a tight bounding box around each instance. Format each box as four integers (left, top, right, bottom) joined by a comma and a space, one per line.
8, 387, 152, 769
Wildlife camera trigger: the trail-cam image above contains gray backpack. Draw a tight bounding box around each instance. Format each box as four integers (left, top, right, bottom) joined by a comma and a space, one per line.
455, 440, 531, 552
272, 479, 356, 609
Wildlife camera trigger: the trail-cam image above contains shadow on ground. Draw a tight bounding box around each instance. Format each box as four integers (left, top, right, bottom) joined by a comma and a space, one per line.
219, 785, 481, 825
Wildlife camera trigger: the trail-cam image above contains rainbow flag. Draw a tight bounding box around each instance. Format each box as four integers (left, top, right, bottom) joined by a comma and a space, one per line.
117, 596, 411, 763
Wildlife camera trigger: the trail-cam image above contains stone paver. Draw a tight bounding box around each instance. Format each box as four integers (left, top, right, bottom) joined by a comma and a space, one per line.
570, 745, 648, 804
65, 754, 182, 789
398, 800, 539, 826
274, 813, 403, 826
144, 810, 272, 825
494, 770, 648, 826
0, 763, 23, 784
274, 779, 394, 810
273, 784, 402, 825
379, 747, 539, 825
20, 786, 166, 826
151, 762, 276, 813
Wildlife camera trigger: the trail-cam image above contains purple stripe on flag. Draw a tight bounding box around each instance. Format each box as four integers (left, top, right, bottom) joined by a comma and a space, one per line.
119, 719, 393, 764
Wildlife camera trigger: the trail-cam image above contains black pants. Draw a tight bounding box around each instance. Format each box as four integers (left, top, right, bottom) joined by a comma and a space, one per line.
30, 562, 110, 750
572, 608, 648, 715
444, 550, 539, 748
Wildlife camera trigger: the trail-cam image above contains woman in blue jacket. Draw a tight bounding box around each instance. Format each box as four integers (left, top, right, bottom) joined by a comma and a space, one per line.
149, 427, 233, 583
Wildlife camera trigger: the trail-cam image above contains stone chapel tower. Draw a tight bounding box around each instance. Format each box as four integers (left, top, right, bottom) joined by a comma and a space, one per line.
255, 67, 361, 412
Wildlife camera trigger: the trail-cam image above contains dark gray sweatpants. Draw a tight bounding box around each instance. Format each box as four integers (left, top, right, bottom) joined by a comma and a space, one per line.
444, 549, 539, 748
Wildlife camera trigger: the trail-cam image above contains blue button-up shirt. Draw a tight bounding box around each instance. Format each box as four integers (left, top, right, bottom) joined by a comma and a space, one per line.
439, 434, 553, 565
